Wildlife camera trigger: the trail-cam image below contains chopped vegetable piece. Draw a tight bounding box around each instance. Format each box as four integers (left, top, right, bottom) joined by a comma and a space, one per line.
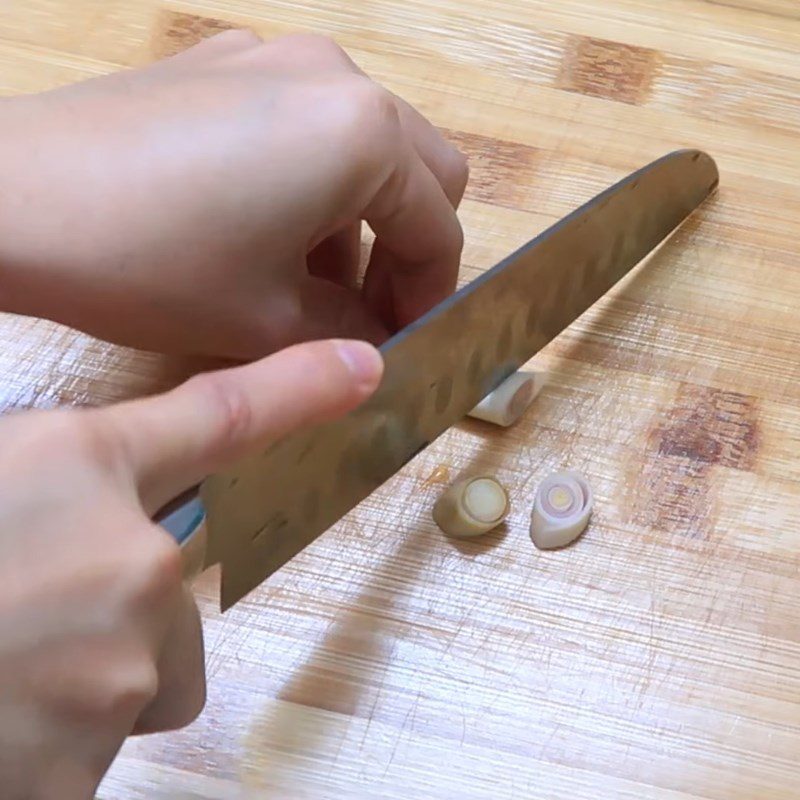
468, 370, 546, 427
530, 471, 593, 550
433, 476, 509, 538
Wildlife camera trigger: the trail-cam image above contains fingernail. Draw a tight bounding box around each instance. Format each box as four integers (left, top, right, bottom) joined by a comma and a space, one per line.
335, 340, 384, 389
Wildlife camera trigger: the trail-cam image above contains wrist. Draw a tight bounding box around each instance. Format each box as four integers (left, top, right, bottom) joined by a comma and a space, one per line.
0, 96, 53, 318
0, 93, 109, 329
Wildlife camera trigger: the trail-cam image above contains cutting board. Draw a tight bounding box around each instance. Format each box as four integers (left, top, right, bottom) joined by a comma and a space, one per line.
2, 1, 800, 798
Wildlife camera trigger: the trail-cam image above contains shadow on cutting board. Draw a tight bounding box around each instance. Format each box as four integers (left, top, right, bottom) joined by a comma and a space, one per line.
239, 430, 505, 794
238, 521, 434, 795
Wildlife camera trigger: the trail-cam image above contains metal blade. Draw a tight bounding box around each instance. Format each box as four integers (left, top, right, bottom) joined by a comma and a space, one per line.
201, 149, 719, 610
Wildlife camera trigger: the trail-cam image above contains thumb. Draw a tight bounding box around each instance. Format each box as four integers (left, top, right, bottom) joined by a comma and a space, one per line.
100, 339, 383, 513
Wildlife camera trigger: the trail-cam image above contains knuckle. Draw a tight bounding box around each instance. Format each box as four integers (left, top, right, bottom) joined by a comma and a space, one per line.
122, 529, 183, 612
102, 659, 160, 721
62, 657, 158, 727
187, 371, 254, 447
350, 78, 400, 131
442, 145, 470, 195
450, 215, 466, 255
433, 208, 465, 264
339, 77, 401, 163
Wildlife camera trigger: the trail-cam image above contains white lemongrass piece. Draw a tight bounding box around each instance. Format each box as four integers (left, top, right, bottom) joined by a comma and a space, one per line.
433, 476, 509, 538
530, 471, 593, 550
468, 370, 546, 427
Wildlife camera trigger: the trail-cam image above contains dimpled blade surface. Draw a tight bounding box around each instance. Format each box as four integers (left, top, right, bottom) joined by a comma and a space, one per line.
202, 150, 719, 610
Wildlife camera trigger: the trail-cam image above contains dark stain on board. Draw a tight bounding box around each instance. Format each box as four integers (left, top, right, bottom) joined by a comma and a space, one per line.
632, 457, 714, 539
442, 129, 541, 209
655, 385, 758, 470
557, 36, 660, 105
154, 11, 239, 59
630, 384, 759, 538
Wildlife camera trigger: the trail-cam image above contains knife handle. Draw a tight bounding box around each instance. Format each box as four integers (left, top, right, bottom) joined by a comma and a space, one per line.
154, 488, 207, 579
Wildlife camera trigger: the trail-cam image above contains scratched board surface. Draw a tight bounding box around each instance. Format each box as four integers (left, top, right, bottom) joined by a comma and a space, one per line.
2, 1, 800, 798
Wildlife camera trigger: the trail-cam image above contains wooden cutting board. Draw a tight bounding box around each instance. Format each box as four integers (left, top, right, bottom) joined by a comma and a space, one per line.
2, 1, 800, 797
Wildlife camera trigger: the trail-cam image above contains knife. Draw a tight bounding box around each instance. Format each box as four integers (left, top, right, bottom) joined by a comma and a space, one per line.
157, 149, 719, 610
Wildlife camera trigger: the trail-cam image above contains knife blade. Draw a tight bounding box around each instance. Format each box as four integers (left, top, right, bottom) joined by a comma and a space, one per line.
165, 149, 718, 610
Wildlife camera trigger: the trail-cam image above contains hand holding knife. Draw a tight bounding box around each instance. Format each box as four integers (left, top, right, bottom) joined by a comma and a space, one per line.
158, 149, 719, 610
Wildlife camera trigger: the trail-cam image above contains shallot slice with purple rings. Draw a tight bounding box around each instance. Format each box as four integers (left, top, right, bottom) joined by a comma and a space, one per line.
530, 471, 593, 550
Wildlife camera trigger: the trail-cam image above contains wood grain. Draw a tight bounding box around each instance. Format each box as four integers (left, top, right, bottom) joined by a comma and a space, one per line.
1, 1, 800, 798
